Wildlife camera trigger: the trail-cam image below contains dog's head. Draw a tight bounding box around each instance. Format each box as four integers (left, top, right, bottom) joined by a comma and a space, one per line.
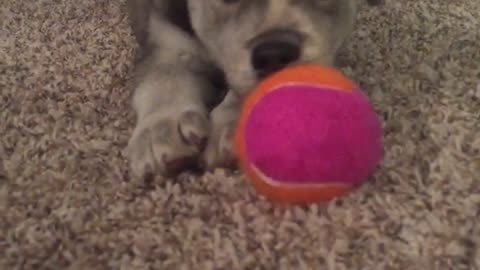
188, 0, 357, 95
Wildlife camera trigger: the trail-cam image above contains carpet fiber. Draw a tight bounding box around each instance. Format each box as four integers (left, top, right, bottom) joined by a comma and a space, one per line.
1, 0, 479, 269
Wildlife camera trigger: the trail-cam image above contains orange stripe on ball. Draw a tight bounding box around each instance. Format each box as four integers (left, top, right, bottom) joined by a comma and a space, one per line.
249, 165, 354, 204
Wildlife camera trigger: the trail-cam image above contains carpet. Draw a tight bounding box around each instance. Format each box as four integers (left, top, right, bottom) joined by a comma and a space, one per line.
1, 0, 479, 269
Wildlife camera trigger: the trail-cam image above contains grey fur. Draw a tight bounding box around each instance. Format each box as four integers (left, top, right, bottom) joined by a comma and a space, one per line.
124, 0, 381, 180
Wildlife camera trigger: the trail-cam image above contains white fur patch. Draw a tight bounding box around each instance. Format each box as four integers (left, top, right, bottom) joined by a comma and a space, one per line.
264, 0, 289, 27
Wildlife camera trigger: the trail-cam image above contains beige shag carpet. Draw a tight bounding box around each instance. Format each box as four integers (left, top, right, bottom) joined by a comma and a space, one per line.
1, 0, 479, 269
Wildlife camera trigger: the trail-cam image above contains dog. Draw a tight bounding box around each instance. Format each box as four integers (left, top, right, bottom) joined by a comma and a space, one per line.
124, 0, 382, 181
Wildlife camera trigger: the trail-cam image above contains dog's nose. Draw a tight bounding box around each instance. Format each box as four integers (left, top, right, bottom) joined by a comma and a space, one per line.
251, 30, 302, 78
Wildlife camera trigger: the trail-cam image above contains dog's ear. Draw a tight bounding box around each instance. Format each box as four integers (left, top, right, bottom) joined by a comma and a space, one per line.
366, 0, 384, 5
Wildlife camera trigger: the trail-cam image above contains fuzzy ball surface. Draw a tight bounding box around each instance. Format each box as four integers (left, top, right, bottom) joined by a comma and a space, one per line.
244, 84, 382, 185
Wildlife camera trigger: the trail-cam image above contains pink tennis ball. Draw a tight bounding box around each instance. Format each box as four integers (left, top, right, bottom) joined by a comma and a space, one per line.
234, 65, 384, 204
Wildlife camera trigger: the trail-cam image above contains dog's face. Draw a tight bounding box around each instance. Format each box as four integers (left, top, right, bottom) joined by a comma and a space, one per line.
188, 0, 357, 95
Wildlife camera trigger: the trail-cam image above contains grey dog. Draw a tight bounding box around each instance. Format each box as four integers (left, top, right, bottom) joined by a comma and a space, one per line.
124, 0, 382, 180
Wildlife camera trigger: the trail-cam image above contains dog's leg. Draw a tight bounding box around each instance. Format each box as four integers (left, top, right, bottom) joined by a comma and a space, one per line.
126, 64, 213, 180
202, 91, 241, 170
125, 15, 216, 180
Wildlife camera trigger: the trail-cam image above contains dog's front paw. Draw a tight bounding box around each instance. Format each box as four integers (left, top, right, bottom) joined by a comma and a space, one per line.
201, 92, 241, 171
126, 110, 209, 180
202, 121, 237, 171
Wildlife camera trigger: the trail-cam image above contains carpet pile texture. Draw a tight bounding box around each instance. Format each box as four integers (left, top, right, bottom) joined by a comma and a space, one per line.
1, 0, 479, 269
